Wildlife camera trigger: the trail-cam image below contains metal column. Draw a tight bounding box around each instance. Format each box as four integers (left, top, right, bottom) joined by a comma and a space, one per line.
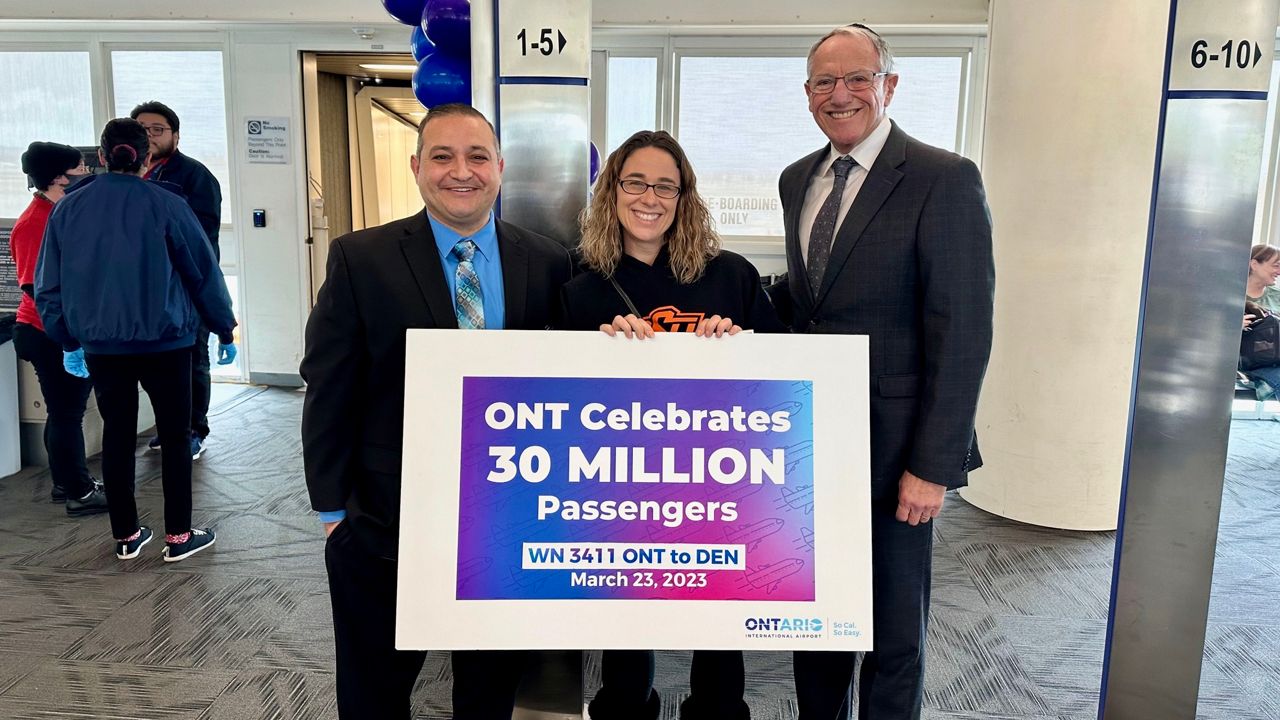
471, 2, 591, 717
1102, 1, 1279, 717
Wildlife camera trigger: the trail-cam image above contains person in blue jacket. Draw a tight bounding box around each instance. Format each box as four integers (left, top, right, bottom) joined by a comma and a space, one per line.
35, 118, 237, 563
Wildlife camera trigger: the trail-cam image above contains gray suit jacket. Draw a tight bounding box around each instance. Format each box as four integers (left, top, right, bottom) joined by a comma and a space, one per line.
776, 121, 994, 499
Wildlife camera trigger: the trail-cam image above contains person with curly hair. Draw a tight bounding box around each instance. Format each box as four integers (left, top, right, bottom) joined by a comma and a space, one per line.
561, 130, 785, 720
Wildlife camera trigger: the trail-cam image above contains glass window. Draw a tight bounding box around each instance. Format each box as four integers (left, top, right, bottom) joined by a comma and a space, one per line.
111, 50, 231, 225
606, 56, 658, 155
0, 52, 95, 218
887, 56, 964, 153
677, 56, 825, 237
676, 52, 968, 237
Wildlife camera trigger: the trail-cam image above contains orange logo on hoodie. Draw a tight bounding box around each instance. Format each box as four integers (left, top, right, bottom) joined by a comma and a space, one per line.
645, 305, 704, 332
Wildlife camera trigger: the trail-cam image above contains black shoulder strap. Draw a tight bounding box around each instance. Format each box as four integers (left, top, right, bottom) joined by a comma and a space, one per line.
608, 275, 641, 317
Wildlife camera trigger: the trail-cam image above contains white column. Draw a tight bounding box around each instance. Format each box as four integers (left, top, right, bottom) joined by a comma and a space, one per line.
963, 0, 1172, 530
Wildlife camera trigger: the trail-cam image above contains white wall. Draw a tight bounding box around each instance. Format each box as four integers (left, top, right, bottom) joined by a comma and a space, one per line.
225, 35, 310, 384
962, 0, 1170, 530
223, 25, 406, 384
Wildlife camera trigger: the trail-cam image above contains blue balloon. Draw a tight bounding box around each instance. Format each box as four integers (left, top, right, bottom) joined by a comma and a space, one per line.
413, 53, 472, 109
589, 142, 601, 184
382, 0, 427, 25
411, 25, 436, 62
421, 0, 471, 56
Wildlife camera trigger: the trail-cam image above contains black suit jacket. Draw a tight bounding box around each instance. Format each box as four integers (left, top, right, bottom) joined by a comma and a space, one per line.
300, 210, 573, 559
778, 121, 994, 499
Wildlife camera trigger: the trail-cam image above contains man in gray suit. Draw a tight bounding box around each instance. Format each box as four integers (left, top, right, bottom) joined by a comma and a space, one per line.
775, 24, 995, 720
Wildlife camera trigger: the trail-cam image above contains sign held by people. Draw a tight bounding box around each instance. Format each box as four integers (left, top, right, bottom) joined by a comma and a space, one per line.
396, 330, 873, 650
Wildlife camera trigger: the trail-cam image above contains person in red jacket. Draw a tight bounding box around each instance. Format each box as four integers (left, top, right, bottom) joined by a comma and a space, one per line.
9, 141, 108, 516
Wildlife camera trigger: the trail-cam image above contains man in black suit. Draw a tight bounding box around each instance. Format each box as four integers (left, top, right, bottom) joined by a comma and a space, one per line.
776, 25, 994, 720
301, 103, 573, 720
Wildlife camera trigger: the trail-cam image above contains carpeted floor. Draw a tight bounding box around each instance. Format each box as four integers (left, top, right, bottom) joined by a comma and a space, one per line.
0, 385, 1274, 719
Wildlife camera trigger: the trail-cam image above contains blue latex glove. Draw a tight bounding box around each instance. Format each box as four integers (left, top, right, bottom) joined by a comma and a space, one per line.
63, 349, 89, 378
217, 342, 237, 365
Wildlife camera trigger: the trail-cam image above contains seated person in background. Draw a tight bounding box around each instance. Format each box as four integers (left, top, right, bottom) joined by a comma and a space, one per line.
1240, 244, 1280, 398
1244, 244, 1280, 324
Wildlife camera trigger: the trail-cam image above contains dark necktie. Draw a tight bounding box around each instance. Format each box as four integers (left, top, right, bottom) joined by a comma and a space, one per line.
805, 156, 857, 297
452, 239, 484, 329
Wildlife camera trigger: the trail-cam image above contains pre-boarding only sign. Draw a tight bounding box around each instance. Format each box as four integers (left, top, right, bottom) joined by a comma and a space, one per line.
397, 331, 873, 651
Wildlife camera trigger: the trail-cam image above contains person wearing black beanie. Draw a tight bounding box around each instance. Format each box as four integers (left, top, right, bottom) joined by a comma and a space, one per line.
9, 141, 107, 515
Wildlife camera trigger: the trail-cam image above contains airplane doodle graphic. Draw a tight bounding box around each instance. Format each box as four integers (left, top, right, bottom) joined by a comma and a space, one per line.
776, 484, 814, 515
723, 518, 784, 552
794, 526, 815, 552
735, 557, 806, 594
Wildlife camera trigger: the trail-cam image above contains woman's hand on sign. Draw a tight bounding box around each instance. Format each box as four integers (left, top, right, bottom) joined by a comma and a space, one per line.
695, 315, 741, 338
600, 314, 654, 339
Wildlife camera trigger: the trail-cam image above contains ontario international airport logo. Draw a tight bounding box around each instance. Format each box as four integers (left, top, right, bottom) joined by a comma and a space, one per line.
743, 616, 826, 639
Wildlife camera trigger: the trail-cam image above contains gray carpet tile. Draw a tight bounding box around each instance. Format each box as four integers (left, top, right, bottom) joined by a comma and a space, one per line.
1200, 623, 1280, 719
1196, 659, 1274, 720
0, 384, 1277, 718
0, 566, 160, 655
951, 540, 1114, 620
997, 616, 1106, 717
0, 658, 238, 719
923, 608, 1055, 716
1205, 550, 1280, 626
0, 651, 39, 698
198, 668, 338, 720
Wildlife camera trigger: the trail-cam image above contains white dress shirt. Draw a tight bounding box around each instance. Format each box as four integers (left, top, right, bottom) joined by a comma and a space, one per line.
799, 116, 893, 264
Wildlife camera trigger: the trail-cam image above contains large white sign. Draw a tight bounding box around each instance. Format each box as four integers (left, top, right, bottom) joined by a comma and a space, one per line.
396, 330, 874, 651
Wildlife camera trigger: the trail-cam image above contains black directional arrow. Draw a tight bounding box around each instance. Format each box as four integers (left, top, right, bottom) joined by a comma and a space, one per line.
558, 30, 567, 54
1255, 42, 1263, 68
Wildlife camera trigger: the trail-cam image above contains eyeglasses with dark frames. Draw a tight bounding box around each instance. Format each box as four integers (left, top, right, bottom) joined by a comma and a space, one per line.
618, 179, 681, 199
140, 124, 172, 137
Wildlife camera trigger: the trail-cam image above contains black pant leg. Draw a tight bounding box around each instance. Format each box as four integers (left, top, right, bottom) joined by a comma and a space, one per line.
325, 521, 427, 720
681, 650, 749, 720
588, 650, 659, 720
84, 353, 141, 539
451, 650, 530, 720
793, 648, 855, 720
137, 348, 193, 536
856, 498, 933, 720
12, 324, 93, 496
190, 327, 211, 439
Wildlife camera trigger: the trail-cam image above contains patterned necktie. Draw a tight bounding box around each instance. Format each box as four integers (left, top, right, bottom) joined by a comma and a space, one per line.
805, 155, 857, 297
452, 238, 485, 329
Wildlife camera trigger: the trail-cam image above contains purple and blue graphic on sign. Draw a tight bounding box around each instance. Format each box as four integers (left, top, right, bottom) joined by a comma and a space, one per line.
454, 376, 816, 601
